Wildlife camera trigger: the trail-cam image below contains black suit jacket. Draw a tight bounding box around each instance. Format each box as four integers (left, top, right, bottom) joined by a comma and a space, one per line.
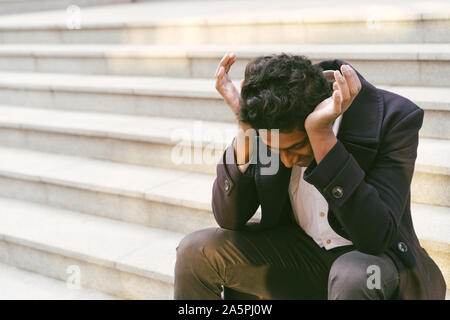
212, 59, 446, 299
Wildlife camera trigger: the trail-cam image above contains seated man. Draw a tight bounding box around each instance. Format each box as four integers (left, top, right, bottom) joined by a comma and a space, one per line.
174, 53, 446, 300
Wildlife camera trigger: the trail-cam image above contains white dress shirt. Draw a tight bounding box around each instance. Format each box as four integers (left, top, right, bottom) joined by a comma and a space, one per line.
288, 115, 353, 250
238, 114, 353, 250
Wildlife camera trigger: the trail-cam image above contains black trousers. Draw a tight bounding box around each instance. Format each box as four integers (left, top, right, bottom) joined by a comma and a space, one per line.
174, 224, 399, 300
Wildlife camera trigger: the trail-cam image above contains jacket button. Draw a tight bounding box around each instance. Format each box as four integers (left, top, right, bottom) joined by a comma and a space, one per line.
331, 186, 344, 199
224, 179, 230, 191
397, 242, 408, 253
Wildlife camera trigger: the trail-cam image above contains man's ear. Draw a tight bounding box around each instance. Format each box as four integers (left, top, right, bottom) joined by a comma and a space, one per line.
240, 79, 245, 89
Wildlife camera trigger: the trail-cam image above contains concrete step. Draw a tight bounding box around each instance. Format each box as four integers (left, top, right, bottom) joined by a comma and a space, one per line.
411, 203, 450, 288
0, 105, 448, 207
0, 196, 184, 299
0, 0, 449, 44
0, 146, 220, 234
1, 44, 450, 87
412, 138, 450, 207
0, 105, 234, 175
0, 262, 118, 299
0, 72, 229, 123
0, 72, 448, 139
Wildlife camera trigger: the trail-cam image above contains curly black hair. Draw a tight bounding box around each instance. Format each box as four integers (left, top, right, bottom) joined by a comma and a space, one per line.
238, 54, 332, 133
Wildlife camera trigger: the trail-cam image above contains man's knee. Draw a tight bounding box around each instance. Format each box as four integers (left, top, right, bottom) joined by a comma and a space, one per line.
176, 227, 237, 268
328, 250, 398, 300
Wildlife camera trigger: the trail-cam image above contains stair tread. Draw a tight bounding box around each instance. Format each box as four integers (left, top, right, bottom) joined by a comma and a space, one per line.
0, 72, 449, 109
0, 196, 185, 283
0, 262, 118, 300
0, 105, 235, 145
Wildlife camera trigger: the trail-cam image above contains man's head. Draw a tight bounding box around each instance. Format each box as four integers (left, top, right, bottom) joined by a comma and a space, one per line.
238, 54, 332, 168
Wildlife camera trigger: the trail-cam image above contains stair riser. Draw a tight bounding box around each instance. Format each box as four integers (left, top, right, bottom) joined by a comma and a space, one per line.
0, 55, 449, 87
0, 88, 233, 122
1, 20, 449, 44
411, 172, 450, 207
0, 175, 218, 234
0, 127, 220, 175
0, 240, 173, 299
422, 110, 450, 140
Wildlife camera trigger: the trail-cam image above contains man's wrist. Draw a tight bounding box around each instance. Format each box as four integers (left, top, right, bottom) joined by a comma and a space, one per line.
307, 128, 337, 165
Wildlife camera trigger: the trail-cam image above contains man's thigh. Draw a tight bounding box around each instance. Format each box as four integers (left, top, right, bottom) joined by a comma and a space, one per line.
177, 224, 352, 299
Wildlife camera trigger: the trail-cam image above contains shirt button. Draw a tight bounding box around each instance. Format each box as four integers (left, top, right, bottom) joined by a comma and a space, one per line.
326, 239, 331, 244
320, 212, 325, 217
331, 186, 344, 199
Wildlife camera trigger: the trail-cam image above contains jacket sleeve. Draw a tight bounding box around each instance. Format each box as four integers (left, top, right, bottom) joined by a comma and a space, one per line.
211, 136, 260, 230
303, 107, 424, 255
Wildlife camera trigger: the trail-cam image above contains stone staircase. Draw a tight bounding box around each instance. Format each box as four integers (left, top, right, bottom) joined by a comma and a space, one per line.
0, 0, 448, 299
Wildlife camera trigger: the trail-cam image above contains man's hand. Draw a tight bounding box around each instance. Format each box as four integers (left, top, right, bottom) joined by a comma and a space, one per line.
215, 52, 254, 165
215, 52, 242, 122
304, 65, 362, 164
304, 64, 362, 135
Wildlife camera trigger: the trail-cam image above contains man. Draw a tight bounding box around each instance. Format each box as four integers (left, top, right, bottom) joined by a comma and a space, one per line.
174, 53, 446, 299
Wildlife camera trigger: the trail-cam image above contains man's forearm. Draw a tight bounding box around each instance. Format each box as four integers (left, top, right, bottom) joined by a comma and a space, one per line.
307, 128, 338, 165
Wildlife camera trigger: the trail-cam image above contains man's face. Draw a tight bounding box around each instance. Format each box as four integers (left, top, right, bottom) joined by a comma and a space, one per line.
259, 128, 314, 168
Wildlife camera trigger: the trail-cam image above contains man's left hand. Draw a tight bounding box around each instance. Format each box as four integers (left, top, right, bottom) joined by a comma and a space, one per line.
304, 64, 362, 134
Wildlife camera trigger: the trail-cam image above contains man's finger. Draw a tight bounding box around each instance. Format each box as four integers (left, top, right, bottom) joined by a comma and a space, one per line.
333, 81, 339, 91
341, 65, 361, 97
224, 53, 236, 73
215, 53, 229, 76
333, 90, 342, 113
217, 66, 225, 81
215, 66, 225, 88
334, 70, 350, 102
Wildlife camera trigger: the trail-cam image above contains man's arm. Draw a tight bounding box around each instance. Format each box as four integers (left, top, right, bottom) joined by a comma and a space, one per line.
212, 53, 260, 229
304, 107, 424, 255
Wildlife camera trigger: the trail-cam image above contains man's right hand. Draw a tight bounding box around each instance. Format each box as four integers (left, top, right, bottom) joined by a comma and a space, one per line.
215, 53, 243, 121
215, 52, 254, 166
